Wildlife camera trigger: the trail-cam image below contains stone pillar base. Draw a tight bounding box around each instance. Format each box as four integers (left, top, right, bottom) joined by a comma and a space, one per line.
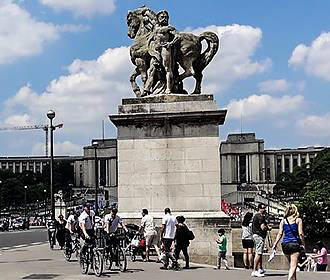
121, 211, 231, 266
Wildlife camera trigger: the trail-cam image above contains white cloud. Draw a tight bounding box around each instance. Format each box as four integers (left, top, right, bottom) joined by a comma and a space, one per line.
39, 0, 116, 18
31, 141, 82, 156
258, 79, 290, 93
3, 46, 133, 154
0, 1, 88, 64
297, 113, 330, 137
289, 32, 330, 81
186, 24, 272, 93
226, 94, 304, 120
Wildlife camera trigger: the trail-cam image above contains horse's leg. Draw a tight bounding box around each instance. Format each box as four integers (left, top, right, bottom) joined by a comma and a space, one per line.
192, 71, 203, 94
130, 67, 141, 97
179, 59, 195, 81
139, 60, 149, 96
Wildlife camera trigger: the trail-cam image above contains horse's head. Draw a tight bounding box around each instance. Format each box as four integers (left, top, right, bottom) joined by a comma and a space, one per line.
127, 11, 140, 39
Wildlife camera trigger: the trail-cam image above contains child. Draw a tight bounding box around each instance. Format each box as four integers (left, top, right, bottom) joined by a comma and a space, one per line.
215, 228, 230, 270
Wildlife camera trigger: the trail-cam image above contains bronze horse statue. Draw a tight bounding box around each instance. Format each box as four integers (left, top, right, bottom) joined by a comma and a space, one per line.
127, 8, 219, 96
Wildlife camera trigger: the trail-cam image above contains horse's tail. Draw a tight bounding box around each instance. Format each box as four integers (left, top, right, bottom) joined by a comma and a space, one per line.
198, 31, 219, 71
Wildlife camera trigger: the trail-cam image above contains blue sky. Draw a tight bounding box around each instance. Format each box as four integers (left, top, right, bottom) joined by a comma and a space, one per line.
1, 0, 330, 156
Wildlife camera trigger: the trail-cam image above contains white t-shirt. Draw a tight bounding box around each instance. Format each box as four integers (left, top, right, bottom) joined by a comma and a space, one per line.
104, 214, 122, 233
79, 211, 93, 230
162, 213, 177, 239
65, 214, 77, 231
141, 214, 156, 237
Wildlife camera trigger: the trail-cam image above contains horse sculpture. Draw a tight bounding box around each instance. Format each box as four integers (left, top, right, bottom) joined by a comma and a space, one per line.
127, 7, 219, 97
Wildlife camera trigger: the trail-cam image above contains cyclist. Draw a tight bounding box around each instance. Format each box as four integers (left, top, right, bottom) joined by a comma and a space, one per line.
65, 210, 80, 250
79, 204, 95, 256
104, 207, 128, 257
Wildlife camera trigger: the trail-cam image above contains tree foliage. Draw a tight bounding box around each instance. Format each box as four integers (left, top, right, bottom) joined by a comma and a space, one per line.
0, 160, 74, 211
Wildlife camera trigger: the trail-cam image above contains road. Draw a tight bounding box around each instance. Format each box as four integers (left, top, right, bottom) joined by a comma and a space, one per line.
0, 241, 329, 280
0, 227, 47, 249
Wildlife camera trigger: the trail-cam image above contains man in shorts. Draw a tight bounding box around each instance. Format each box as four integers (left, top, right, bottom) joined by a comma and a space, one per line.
140, 208, 161, 262
251, 203, 271, 277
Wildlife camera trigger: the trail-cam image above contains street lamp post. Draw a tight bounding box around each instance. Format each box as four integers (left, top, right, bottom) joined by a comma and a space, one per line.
47, 110, 56, 220
43, 189, 47, 216
24, 185, 28, 221
92, 141, 99, 216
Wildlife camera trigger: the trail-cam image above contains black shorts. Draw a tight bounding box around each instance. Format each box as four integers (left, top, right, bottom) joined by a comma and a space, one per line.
242, 239, 254, 249
281, 242, 301, 255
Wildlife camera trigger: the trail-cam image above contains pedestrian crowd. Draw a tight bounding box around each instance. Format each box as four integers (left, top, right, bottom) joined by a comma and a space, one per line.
46, 202, 328, 278
47, 205, 197, 272
241, 203, 328, 279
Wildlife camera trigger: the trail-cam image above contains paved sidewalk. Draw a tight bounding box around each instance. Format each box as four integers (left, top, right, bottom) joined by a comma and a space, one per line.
0, 243, 329, 280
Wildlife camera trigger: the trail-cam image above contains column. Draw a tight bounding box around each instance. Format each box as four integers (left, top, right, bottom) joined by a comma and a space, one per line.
281, 154, 285, 173
289, 154, 293, 173
298, 154, 301, 166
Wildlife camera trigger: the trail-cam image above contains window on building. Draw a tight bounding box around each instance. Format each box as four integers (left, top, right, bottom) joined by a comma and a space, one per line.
100, 159, 107, 187
8, 162, 13, 171
309, 154, 315, 164
301, 154, 306, 165
15, 162, 20, 173
36, 162, 41, 173
265, 157, 271, 181
1, 162, 7, 169
284, 155, 290, 172
28, 162, 34, 171
22, 162, 27, 171
239, 155, 247, 183
276, 156, 282, 175
293, 155, 298, 168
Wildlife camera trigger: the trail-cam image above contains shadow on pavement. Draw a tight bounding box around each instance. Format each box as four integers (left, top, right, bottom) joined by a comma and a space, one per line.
265, 273, 288, 277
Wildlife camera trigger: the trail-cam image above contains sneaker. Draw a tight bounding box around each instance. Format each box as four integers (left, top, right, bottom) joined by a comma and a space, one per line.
251, 271, 265, 277
259, 268, 266, 274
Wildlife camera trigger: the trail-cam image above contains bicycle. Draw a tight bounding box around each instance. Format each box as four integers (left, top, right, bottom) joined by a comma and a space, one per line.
64, 233, 81, 262
103, 232, 127, 272
80, 238, 104, 277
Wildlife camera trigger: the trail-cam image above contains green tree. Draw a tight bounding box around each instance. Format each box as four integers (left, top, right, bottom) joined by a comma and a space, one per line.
298, 180, 330, 238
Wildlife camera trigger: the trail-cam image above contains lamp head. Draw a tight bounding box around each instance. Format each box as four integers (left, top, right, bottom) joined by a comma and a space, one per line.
47, 110, 55, 120
24, 185, 28, 189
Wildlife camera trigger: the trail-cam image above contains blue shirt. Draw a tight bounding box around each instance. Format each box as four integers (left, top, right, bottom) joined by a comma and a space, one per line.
283, 222, 300, 244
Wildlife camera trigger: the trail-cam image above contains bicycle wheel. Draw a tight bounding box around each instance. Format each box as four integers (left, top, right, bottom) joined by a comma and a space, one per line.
104, 251, 112, 270
93, 250, 104, 277
63, 246, 72, 262
80, 250, 89, 274
118, 248, 127, 272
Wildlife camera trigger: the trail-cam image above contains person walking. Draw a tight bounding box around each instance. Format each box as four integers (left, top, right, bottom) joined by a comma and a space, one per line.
215, 228, 230, 270
159, 207, 178, 270
272, 204, 305, 280
174, 215, 190, 269
56, 214, 67, 249
251, 203, 271, 277
313, 241, 328, 271
242, 212, 254, 269
139, 208, 161, 262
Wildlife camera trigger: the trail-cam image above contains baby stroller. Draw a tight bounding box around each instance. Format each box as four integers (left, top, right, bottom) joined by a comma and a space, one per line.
125, 224, 146, 261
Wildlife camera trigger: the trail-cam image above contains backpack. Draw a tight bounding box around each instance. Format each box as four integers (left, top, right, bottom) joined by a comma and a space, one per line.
187, 229, 195, 240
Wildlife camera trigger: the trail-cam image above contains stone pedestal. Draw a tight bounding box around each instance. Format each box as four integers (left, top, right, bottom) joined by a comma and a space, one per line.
109, 94, 229, 265
110, 94, 227, 213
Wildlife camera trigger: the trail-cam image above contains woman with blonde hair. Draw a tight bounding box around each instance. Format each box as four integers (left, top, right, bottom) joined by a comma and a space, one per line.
272, 204, 305, 280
